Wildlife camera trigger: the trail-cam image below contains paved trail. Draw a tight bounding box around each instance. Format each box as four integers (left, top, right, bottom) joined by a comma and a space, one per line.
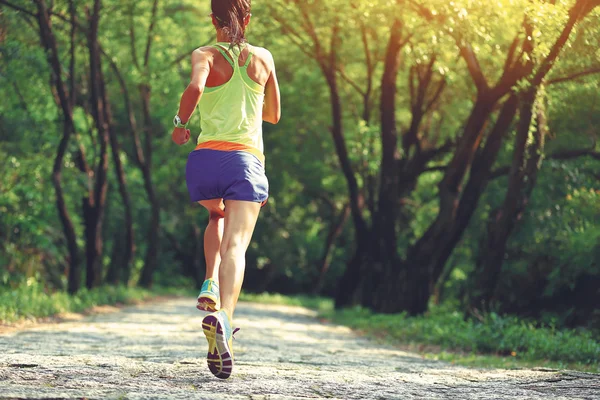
0, 299, 598, 399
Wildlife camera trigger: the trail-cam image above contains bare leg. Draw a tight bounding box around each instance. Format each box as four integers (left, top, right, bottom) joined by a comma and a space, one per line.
219, 200, 261, 321
199, 199, 225, 282
204, 212, 224, 280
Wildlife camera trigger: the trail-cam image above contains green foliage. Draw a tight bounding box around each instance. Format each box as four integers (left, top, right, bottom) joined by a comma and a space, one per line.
329, 305, 600, 368
0, 280, 178, 324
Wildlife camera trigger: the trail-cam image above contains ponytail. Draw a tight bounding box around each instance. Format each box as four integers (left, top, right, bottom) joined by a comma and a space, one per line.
212, 0, 251, 48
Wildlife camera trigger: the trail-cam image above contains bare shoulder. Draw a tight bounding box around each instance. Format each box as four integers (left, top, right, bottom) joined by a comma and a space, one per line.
191, 46, 219, 63
250, 46, 275, 66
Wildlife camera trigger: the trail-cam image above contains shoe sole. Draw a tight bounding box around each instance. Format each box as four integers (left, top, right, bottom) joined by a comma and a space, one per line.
196, 296, 219, 312
202, 314, 233, 379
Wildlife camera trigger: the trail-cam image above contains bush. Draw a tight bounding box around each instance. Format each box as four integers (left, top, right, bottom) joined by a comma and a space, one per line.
232, 293, 599, 368
0, 280, 154, 323
329, 304, 600, 367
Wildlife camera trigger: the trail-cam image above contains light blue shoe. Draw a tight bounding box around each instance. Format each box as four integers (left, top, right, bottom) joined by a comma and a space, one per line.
202, 310, 239, 379
196, 279, 220, 312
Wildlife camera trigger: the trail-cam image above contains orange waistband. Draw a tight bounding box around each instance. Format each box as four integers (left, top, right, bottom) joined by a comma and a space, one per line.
195, 140, 265, 164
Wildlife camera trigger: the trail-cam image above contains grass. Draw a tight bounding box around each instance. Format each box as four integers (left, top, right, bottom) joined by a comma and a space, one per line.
0, 280, 190, 324
239, 292, 600, 373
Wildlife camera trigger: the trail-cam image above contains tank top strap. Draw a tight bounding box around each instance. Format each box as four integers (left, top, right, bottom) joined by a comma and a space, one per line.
213, 44, 235, 69
243, 46, 253, 68
213, 43, 249, 71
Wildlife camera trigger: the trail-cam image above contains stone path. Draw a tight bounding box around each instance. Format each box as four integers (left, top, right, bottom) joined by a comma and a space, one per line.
0, 298, 598, 399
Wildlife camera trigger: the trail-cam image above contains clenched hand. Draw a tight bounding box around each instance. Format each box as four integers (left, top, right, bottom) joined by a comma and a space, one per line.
172, 127, 190, 145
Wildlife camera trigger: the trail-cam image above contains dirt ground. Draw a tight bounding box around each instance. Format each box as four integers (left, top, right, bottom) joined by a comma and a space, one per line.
0, 298, 598, 399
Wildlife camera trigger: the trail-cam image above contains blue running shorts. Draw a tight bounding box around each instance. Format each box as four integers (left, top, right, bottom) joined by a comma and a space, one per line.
185, 149, 269, 204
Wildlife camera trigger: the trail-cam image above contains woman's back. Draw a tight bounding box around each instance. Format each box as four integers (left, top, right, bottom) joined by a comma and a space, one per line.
205, 44, 273, 88
196, 43, 276, 163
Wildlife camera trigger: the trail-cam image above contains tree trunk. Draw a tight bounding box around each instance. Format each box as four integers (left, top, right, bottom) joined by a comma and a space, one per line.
470, 88, 546, 310
317, 57, 368, 308
102, 28, 158, 288
429, 95, 520, 285
376, 18, 403, 257
104, 69, 134, 281
85, 0, 110, 289
82, 201, 99, 288
55, 170, 81, 294
335, 244, 368, 308
105, 123, 134, 280
33, 0, 81, 294
432, 258, 457, 305
363, 18, 405, 311
314, 203, 350, 294
325, 66, 368, 307
133, 1, 161, 287
164, 224, 203, 289
137, 83, 160, 288
381, 95, 517, 314
105, 232, 123, 285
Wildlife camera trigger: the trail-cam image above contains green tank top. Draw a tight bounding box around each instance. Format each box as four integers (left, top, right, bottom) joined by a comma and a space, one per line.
197, 43, 266, 162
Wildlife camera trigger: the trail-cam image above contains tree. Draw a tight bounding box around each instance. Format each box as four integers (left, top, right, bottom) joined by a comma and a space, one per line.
271, 0, 600, 314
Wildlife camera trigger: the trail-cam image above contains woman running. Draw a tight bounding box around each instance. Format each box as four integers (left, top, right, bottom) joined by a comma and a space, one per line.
171, 0, 280, 379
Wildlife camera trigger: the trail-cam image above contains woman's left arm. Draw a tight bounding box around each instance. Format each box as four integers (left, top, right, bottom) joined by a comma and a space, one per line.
172, 48, 211, 145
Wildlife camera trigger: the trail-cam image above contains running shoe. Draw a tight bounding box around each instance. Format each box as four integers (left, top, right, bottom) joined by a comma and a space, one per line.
196, 278, 220, 312
202, 310, 239, 379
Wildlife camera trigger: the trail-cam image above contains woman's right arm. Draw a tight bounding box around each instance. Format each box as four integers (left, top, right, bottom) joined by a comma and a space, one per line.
172, 48, 211, 145
263, 51, 281, 125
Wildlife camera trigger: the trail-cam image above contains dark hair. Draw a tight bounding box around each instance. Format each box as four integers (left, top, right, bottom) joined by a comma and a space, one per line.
211, 0, 251, 47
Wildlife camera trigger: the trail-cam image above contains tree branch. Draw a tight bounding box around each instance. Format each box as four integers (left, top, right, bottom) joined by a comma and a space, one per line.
361, 22, 374, 82
270, 13, 314, 60
532, 0, 598, 85
423, 165, 447, 173
97, 44, 146, 167
0, 0, 37, 17
502, 34, 521, 73
548, 66, 600, 85
407, 0, 437, 21
548, 148, 600, 161
458, 41, 489, 93
409, 65, 416, 106
129, 4, 140, 71
337, 66, 365, 96
490, 145, 600, 179
67, 0, 76, 109
424, 78, 447, 115
329, 20, 339, 79
291, 0, 323, 61
360, 22, 376, 123
421, 139, 455, 162
143, 0, 159, 69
